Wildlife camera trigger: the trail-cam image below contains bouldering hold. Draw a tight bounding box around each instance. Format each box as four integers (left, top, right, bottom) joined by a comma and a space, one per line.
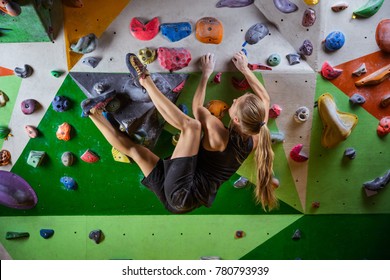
323, 31, 345, 52
93, 82, 110, 94
376, 19, 390, 53
137, 48, 157, 64
312, 201, 320, 208
130, 129, 148, 145
52, 96, 70, 112
195, 17, 223, 44
352, 0, 384, 18
245, 23, 269, 45
241, 48, 248, 56
62, 0, 83, 8
302, 8, 316, 27
0, 126, 11, 140
81, 149, 99, 163
321, 61, 342, 80
216, 0, 254, 8
344, 147, 356, 159
267, 53, 281, 66
349, 94, 366, 105
82, 56, 101, 68
0, 170, 38, 209
213, 72, 222, 83
355, 64, 390, 87
61, 151, 74, 166
234, 230, 246, 239
0, 90, 9, 107
178, 104, 188, 115
286, 53, 300, 65
271, 131, 285, 144
269, 104, 282, 119
273, 0, 298, 13
70, 33, 98, 54
130, 17, 160, 41
14, 64, 33, 78
51, 70, 64, 78
0, 0, 21, 17
248, 63, 272, 71
363, 169, 390, 191
24, 125, 38, 138
331, 2, 349, 12
157, 47, 192, 72
200, 256, 222, 260
112, 147, 131, 163
40, 229, 54, 239
173, 80, 187, 93
352, 63, 367, 77
89, 229, 104, 244
206, 100, 229, 119
380, 94, 390, 108
298, 39, 313, 56
294, 106, 310, 123
172, 133, 180, 146
160, 22, 192, 42
292, 229, 301, 240
5, 232, 29, 240
304, 0, 319, 5
234, 176, 249, 188
21, 99, 37, 115
231, 77, 250, 91
318, 93, 358, 148
80, 89, 117, 117
377, 116, 390, 137
290, 144, 308, 162
0, 149, 11, 166
27, 151, 46, 167
60, 176, 77, 190
56, 122, 72, 141
105, 98, 121, 113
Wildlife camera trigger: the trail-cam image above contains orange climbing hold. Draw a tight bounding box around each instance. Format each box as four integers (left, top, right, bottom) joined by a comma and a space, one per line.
56, 122, 72, 141
318, 93, 358, 148
195, 17, 223, 44
355, 64, 390, 87
206, 100, 229, 119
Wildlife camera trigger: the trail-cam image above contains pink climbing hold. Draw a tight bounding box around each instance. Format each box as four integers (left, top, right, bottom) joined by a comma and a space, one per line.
157, 47, 192, 72
248, 63, 272, 71
213, 72, 222, 83
129, 17, 160, 41
290, 144, 309, 162
269, 104, 282, 119
377, 116, 390, 137
172, 80, 187, 93
321, 61, 342, 80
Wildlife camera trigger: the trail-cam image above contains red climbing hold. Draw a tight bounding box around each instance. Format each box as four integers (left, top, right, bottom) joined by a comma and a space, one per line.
321, 61, 342, 80
377, 116, 390, 137
231, 77, 250, 91
157, 47, 192, 72
80, 149, 99, 163
290, 144, 309, 162
129, 17, 160, 41
172, 80, 187, 93
213, 72, 222, 83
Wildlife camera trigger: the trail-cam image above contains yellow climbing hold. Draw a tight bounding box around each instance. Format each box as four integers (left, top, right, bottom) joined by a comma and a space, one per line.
318, 93, 358, 148
111, 147, 131, 163
303, 0, 319, 5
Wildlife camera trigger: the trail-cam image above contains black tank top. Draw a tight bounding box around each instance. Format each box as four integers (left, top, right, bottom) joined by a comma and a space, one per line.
193, 128, 254, 207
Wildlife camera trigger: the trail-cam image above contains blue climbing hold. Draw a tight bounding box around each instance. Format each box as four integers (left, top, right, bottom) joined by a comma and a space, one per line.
324, 31, 345, 52
60, 176, 77, 190
52, 96, 71, 112
40, 229, 54, 239
241, 48, 248, 56
245, 23, 269, 45
160, 22, 192, 42
349, 93, 366, 105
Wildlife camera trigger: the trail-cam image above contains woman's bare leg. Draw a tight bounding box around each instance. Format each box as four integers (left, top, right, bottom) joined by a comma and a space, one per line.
89, 109, 159, 177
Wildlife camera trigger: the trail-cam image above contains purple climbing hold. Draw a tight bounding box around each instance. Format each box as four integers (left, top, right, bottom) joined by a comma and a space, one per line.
21, 99, 37, 115
273, 0, 298, 13
14, 64, 33, 78
40, 229, 55, 239
0, 170, 38, 209
363, 170, 390, 191
344, 148, 356, 159
302, 8, 316, 27
299, 39, 313, 56
349, 93, 366, 105
216, 0, 254, 8
52, 96, 71, 112
89, 229, 104, 244
245, 23, 269, 45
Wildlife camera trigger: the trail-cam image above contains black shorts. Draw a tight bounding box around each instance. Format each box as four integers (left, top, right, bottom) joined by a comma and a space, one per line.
141, 155, 201, 214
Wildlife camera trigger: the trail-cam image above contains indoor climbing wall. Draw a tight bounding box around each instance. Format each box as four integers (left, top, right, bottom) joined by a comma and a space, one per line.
0, 0, 389, 260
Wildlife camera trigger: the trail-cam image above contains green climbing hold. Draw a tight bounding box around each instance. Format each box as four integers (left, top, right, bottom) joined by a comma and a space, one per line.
0, 126, 11, 140
6, 231, 30, 240
267, 53, 281, 66
27, 150, 46, 168
51, 70, 64, 78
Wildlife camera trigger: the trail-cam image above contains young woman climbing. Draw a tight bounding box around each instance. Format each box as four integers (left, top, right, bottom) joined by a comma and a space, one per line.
82, 51, 278, 214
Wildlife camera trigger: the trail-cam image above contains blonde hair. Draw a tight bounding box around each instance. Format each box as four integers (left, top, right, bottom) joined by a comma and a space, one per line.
236, 94, 278, 211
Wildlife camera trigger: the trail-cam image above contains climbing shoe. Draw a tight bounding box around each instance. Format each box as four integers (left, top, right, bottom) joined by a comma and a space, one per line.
126, 53, 149, 87
80, 89, 117, 117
